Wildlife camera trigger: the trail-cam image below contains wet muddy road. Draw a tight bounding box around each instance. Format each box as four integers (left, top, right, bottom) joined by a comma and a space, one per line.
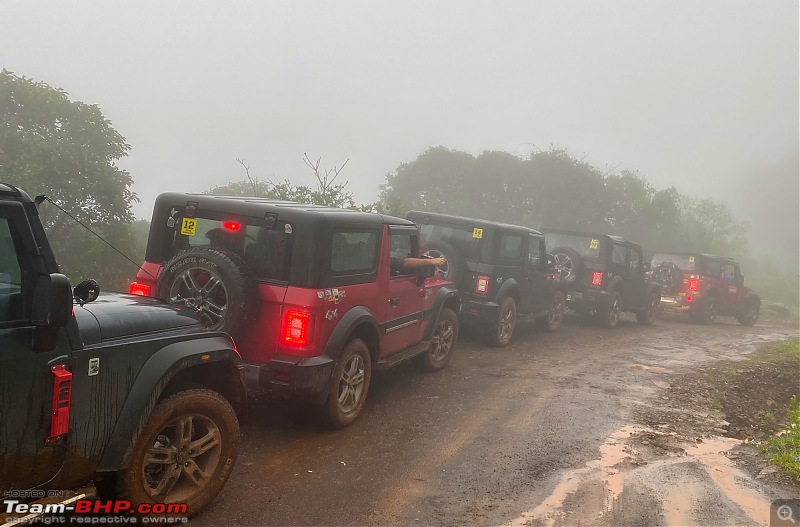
194, 312, 799, 526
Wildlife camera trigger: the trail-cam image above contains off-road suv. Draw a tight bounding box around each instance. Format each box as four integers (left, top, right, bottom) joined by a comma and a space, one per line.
0, 184, 243, 518
648, 252, 760, 325
405, 211, 565, 347
132, 193, 461, 428
541, 229, 661, 328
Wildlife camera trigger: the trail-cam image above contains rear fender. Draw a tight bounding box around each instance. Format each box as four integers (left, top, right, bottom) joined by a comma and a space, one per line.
96, 336, 241, 471
322, 306, 381, 362
423, 286, 461, 340
606, 276, 625, 295
495, 279, 520, 304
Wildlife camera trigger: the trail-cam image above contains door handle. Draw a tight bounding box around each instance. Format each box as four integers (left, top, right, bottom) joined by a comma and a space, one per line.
389, 297, 400, 306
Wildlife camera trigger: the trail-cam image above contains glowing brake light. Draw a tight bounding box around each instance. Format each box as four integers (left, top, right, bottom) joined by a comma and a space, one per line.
476, 275, 490, 294
129, 282, 150, 296
283, 310, 311, 346
688, 279, 698, 292
592, 272, 603, 286
222, 221, 241, 231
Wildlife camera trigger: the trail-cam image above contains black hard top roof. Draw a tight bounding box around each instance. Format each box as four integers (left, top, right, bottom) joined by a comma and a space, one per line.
154, 192, 413, 227
406, 210, 542, 235
541, 228, 637, 246
0, 182, 27, 200
651, 250, 737, 263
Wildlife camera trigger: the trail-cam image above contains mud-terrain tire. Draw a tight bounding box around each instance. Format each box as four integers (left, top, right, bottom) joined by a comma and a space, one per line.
652, 263, 682, 294
551, 247, 584, 284
156, 247, 257, 334
596, 290, 622, 328
537, 290, 565, 332
691, 293, 717, 325
416, 308, 459, 371
487, 296, 517, 347
118, 389, 239, 518
737, 298, 760, 326
323, 339, 372, 429
636, 291, 660, 325
422, 241, 466, 284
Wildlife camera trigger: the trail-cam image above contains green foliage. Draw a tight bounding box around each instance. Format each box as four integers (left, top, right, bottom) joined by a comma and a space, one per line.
760, 395, 800, 482
0, 70, 141, 291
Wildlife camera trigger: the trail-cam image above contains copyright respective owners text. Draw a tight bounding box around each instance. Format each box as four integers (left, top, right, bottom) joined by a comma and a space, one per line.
1, 494, 188, 525
773, 499, 800, 527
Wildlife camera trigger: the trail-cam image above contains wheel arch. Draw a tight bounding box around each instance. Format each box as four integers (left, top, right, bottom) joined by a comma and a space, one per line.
323, 306, 381, 364
495, 279, 521, 304
95, 335, 243, 472
423, 285, 461, 341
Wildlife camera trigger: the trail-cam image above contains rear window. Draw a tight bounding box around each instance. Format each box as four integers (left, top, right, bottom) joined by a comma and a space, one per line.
498, 234, 523, 261
330, 230, 379, 274
544, 233, 603, 262
171, 215, 292, 282
651, 253, 697, 271
419, 223, 483, 260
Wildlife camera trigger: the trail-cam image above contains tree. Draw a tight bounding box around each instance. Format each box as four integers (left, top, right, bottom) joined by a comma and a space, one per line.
207, 154, 358, 209
0, 70, 141, 290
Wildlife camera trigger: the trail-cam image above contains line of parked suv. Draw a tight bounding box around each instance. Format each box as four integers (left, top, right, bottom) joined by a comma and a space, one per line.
1, 185, 761, 521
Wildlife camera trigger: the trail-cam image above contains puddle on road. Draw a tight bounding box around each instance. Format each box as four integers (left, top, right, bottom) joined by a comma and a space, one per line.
507, 428, 773, 527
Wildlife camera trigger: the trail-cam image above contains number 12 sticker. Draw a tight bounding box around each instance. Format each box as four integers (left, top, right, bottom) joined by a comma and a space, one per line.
181, 218, 197, 236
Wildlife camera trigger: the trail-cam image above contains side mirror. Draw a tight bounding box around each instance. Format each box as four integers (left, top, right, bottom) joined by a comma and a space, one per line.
546, 254, 555, 267
73, 279, 100, 305
737, 275, 745, 283
32, 273, 73, 327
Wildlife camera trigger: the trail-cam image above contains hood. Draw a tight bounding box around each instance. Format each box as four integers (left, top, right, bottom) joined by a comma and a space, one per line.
74, 292, 203, 345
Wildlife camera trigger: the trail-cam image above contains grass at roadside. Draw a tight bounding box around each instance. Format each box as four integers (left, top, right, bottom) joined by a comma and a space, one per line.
760, 395, 800, 482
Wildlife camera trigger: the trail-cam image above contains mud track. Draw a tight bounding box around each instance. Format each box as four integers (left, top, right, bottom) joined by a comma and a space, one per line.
193, 311, 799, 526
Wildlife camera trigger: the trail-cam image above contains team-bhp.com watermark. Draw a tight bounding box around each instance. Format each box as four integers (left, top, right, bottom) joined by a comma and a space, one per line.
2, 494, 187, 525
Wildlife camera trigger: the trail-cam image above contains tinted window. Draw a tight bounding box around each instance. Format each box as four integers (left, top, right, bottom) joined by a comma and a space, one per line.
544, 233, 603, 262
0, 219, 23, 322
419, 223, 482, 260
722, 263, 735, 282
651, 253, 697, 271
171, 216, 292, 282
499, 235, 523, 261
705, 260, 723, 278
330, 230, 379, 274
526, 236, 541, 266
612, 244, 627, 265
390, 232, 416, 276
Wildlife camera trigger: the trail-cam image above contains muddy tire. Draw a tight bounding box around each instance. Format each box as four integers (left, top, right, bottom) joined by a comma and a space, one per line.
156, 247, 257, 335
596, 290, 622, 328
636, 291, 660, 325
737, 298, 760, 326
691, 293, 717, 325
323, 339, 372, 429
487, 296, 517, 347
416, 308, 459, 371
422, 241, 465, 284
118, 389, 239, 518
551, 247, 584, 284
537, 290, 565, 332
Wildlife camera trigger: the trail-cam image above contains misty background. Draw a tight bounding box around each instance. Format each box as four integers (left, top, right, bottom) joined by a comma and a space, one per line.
1, 1, 798, 302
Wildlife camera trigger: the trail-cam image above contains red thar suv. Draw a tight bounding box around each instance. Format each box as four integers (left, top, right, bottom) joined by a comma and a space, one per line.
132, 194, 461, 427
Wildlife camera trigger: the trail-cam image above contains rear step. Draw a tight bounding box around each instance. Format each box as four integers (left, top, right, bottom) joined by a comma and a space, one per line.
1, 486, 96, 526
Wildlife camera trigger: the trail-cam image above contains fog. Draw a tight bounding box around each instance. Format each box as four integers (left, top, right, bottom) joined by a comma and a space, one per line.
2, 0, 797, 265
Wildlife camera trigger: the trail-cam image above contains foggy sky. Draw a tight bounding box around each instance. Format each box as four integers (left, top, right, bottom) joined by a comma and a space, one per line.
2, 0, 798, 261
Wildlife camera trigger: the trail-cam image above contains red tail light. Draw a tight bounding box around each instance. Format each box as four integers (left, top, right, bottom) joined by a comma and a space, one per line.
47, 365, 72, 443
223, 221, 241, 231
129, 282, 150, 296
688, 279, 698, 292
592, 272, 603, 286
283, 310, 312, 346
476, 275, 490, 294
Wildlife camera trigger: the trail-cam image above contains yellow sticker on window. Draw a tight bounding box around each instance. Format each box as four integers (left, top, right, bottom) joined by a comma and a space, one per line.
688, 256, 695, 263
180, 218, 197, 236
473, 228, 483, 239
590, 239, 599, 249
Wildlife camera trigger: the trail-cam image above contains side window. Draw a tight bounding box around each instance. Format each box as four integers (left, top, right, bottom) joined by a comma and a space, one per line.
0, 219, 23, 323
499, 234, 523, 261
612, 244, 627, 265
705, 261, 722, 278
722, 263, 735, 282
330, 229, 379, 275
629, 248, 641, 271
390, 232, 416, 277
526, 235, 542, 266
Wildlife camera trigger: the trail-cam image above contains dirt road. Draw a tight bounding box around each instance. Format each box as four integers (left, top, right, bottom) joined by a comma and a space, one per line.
194, 311, 799, 526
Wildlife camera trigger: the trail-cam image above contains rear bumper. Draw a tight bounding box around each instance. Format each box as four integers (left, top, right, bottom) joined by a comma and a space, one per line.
659, 292, 700, 311
460, 299, 501, 323
565, 288, 608, 310
242, 354, 334, 403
